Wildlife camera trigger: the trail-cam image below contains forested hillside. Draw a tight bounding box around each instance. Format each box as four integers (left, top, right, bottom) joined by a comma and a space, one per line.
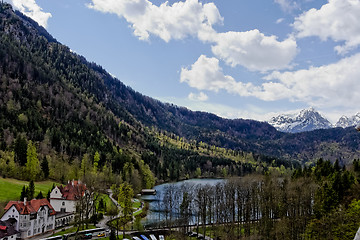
0, 1, 360, 191
0, 3, 296, 188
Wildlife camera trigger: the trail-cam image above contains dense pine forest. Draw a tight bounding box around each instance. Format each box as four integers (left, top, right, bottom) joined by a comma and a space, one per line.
2, 2, 360, 239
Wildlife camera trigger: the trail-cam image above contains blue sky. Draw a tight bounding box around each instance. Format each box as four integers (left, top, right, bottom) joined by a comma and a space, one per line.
7, 0, 360, 123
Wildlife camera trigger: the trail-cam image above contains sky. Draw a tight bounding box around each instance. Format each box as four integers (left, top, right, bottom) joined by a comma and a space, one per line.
6, 0, 360, 123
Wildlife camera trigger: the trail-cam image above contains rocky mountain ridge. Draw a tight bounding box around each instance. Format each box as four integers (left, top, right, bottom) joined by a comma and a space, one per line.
269, 108, 360, 133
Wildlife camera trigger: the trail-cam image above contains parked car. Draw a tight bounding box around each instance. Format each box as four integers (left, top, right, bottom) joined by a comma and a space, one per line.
158, 235, 164, 240
97, 232, 105, 237
140, 235, 150, 240
149, 234, 157, 240
82, 233, 92, 239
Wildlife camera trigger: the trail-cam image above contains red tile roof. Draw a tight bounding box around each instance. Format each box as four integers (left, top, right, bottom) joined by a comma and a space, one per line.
56, 180, 86, 200
4, 199, 56, 216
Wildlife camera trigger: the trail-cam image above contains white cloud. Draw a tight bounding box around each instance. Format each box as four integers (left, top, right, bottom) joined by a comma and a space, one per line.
263, 52, 360, 106
87, 0, 297, 72
276, 18, 285, 24
188, 92, 208, 101
87, 0, 222, 42
274, 0, 299, 12
181, 53, 360, 110
293, 0, 360, 54
209, 30, 298, 72
180, 55, 259, 95
11, 0, 52, 28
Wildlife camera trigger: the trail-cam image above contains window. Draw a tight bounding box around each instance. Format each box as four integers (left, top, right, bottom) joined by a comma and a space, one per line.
28, 230, 31, 236
12, 209, 15, 212
62, 202, 65, 206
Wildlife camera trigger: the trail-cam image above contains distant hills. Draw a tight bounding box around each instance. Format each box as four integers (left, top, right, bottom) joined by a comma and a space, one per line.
1, 2, 360, 170
269, 108, 360, 133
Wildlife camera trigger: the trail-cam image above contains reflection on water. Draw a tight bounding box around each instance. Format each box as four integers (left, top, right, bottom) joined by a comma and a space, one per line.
141, 178, 226, 227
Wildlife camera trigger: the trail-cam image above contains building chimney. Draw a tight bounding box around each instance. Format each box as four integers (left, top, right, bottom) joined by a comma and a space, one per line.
24, 197, 27, 206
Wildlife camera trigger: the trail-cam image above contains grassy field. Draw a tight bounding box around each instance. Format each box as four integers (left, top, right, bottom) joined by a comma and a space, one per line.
0, 177, 59, 201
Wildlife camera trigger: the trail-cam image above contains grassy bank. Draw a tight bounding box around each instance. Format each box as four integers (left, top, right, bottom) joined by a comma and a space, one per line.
0, 177, 59, 201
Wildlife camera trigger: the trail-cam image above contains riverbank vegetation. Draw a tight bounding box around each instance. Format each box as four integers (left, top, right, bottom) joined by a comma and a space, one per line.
151, 159, 360, 240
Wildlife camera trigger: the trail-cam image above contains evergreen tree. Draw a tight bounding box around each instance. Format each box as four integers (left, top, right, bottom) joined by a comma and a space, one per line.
20, 185, 27, 201
47, 189, 51, 200
36, 191, 43, 199
14, 135, 27, 166
25, 141, 40, 180
28, 180, 35, 200
41, 157, 49, 179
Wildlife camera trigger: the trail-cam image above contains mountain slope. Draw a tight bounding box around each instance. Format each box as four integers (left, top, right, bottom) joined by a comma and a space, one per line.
0, 3, 296, 184
269, 108, 333, 133
1, 2, 360, 169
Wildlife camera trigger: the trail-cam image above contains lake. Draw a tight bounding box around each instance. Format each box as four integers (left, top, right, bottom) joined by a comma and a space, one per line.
141, 178, 226, 227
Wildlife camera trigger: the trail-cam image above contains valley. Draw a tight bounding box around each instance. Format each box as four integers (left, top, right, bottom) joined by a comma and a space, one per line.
1, 2, 360, 240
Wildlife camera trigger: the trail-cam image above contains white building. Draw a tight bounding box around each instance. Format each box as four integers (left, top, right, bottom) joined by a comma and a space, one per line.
1, 198, 55, 239
50, 180, 87, 228
50, 180, 86, 213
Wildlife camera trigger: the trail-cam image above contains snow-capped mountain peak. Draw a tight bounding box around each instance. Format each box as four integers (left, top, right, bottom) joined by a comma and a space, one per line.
268, 108, 332, 133
335, 113, 360, 128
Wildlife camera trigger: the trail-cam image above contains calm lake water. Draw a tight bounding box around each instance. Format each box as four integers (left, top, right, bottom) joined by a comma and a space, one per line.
141, 178, 226, 226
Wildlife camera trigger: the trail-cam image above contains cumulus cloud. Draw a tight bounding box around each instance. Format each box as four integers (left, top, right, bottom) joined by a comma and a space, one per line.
11, 0, 52, 28
180, 55, 259, 96
87, 0, 222, 42
181, 53, 360, 109
209, 30, 297, 72
293, 0, 360, 54
87, 0, 297, 72
263, 52, 360, 106
188, 92, 208, 101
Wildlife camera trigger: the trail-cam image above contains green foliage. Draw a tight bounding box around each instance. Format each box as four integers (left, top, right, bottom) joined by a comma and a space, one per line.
118, 182, 133, 219
28, 180, 35, 199
25, 141, 40, 180
93, 151, 100, 173
305, 200, 360, 240
313, 160, 355, 218
40, 157, 49, 179
14, 135, 27, 166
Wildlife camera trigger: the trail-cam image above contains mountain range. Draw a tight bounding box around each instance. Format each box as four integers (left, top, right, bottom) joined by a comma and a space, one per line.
1, 2, 360, 170
268, 108, 360, 133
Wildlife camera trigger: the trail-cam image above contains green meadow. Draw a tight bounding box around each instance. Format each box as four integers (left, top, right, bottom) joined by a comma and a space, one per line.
0, 177, 59, 201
